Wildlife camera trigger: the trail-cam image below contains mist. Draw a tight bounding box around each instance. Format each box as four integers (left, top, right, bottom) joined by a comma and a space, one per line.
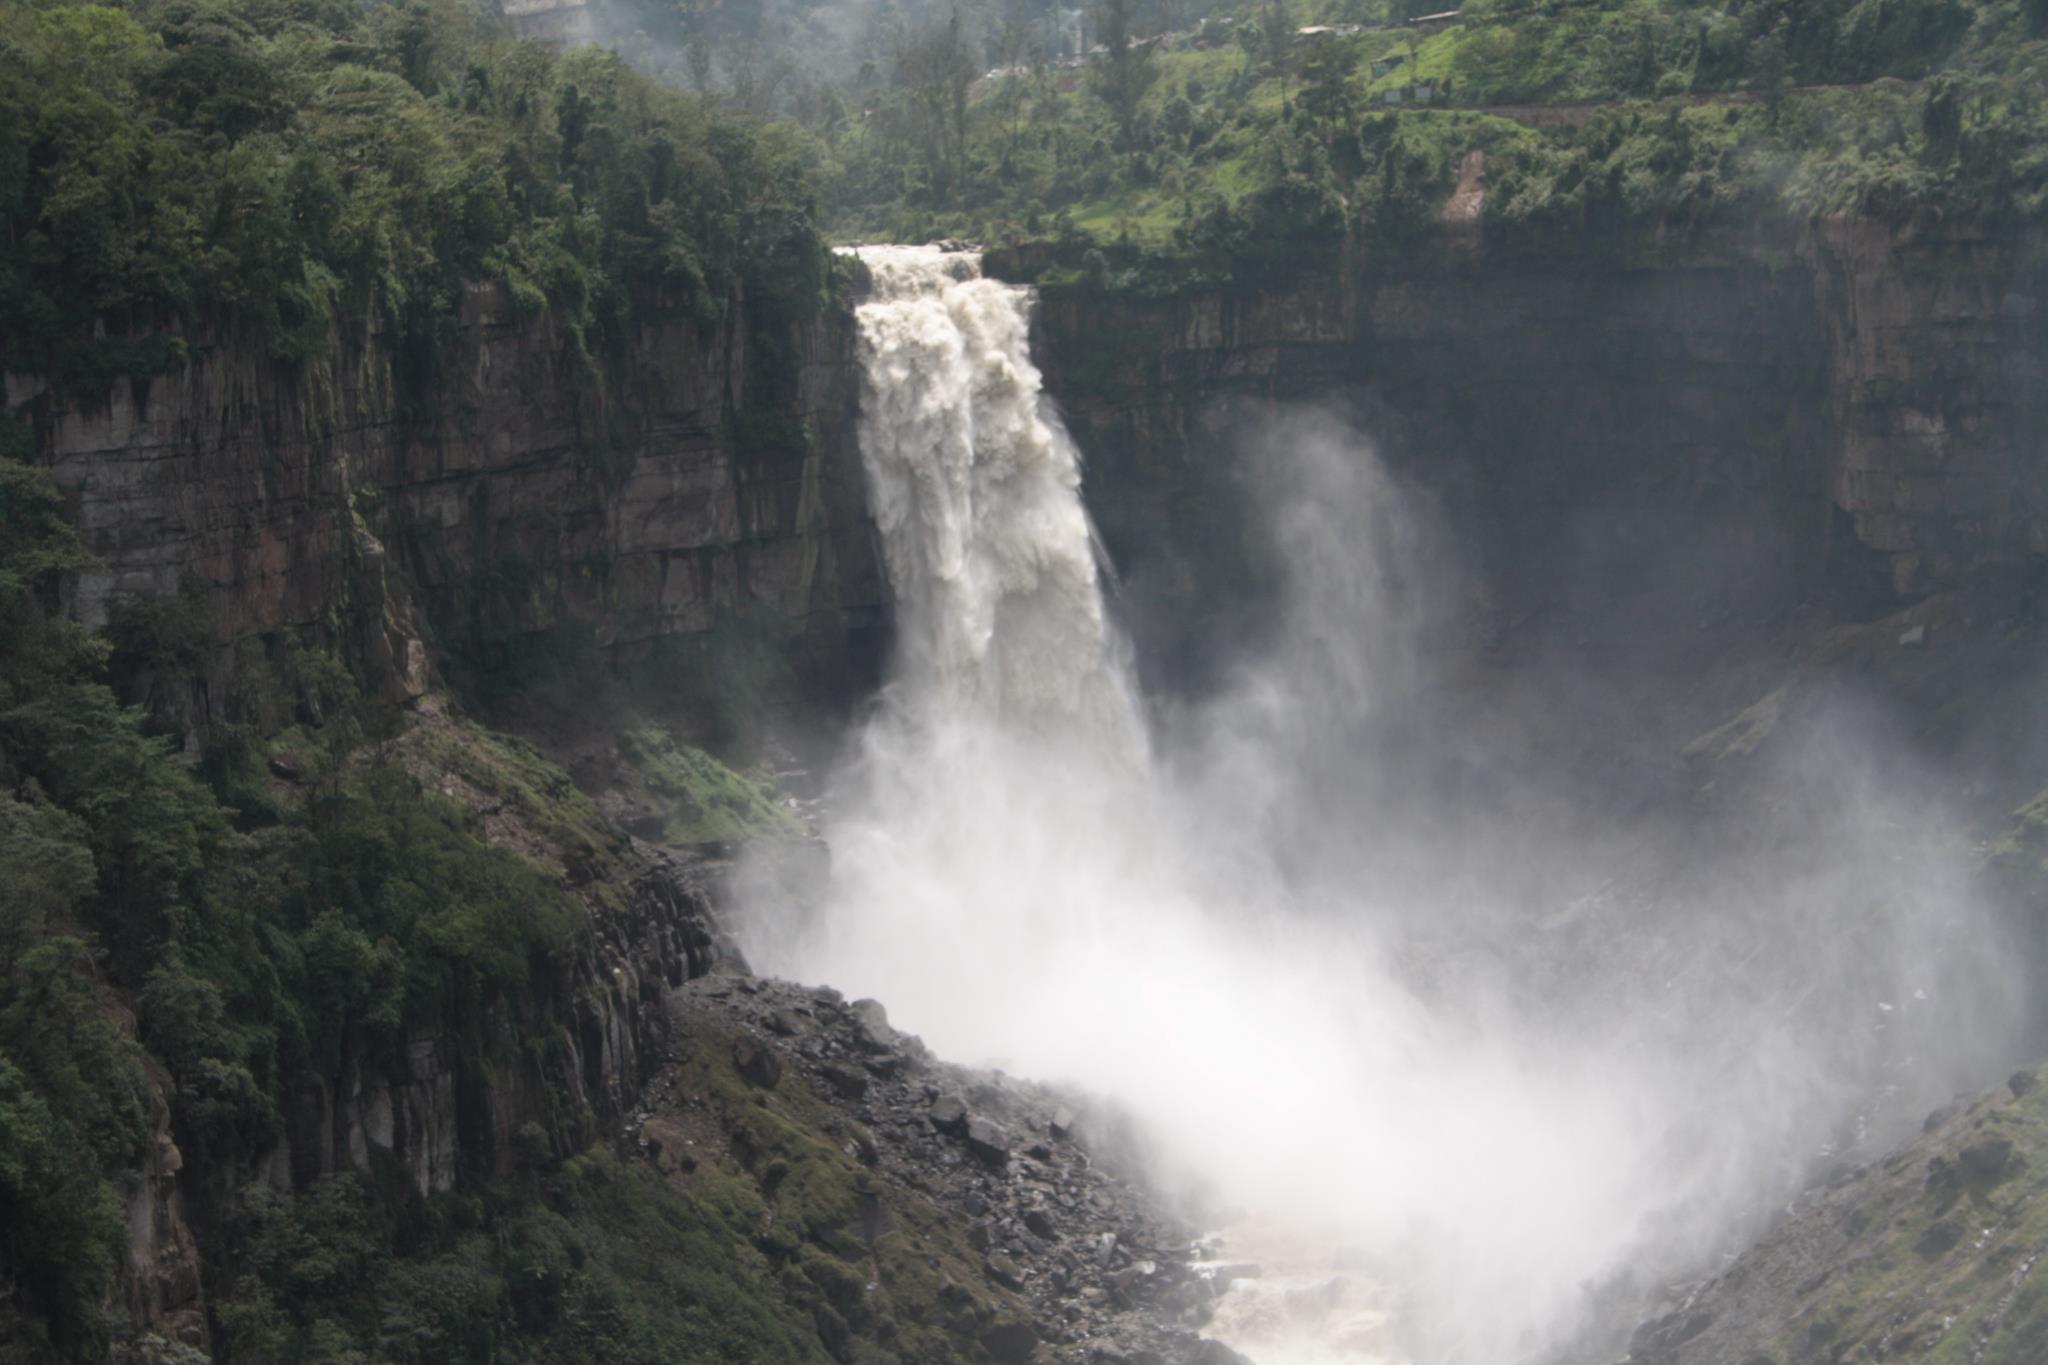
739, 250, 2025, 1364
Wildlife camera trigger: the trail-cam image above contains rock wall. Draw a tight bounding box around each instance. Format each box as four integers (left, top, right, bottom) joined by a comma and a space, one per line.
2, 285, 874, 1347
3, 281, 885, 710
271, 846, 721, 1200
1810, 217, 2048, 594
1015, 221, 2045, 684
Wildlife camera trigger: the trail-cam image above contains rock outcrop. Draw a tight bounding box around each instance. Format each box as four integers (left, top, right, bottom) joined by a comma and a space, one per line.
1621, 1070, 2048, 1365
655, 974, 1253, 1365
267, 843, 721, 1200
1809, 217, 2048, 594
4, 280, 886, 711
1008, 221, 2044, 686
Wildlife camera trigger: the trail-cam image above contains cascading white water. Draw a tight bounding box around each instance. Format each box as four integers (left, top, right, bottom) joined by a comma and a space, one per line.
744, 247, 2024, 1365
847, 246, 1143, 753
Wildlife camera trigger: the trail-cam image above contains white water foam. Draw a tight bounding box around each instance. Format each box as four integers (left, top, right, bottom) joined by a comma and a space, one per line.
743, 246, 2023, 1365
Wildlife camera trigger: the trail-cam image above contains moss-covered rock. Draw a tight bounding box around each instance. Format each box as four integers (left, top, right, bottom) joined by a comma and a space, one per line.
616, 725, 805, 845
1626, 1072, 2048, 1364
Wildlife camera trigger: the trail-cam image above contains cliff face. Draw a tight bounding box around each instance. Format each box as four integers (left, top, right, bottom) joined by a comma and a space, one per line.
1017, 222, 2045, 685
3, 281, 885, 712
1811, 218, 2048, 594
2, 288, 881, 1352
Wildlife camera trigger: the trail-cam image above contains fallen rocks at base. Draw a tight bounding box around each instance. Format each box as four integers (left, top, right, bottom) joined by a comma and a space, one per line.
655, 971, 1247, 1364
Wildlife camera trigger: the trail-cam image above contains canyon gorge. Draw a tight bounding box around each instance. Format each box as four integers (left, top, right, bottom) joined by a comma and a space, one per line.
6, 135, 2048, 1365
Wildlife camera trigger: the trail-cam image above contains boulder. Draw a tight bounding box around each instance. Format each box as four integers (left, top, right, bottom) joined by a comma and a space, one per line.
821, 1064, 868, 1100
849, 998, 898, 1051
1960, 1135, 2015, 1181
979, 1317, 1040, 1363
733, 1038, 781, 1089
966, 1115, 1011, 1165
929, 1095, 969, 1133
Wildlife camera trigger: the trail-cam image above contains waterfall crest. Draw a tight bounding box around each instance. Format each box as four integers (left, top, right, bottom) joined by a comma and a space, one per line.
848, 246, 1143, 754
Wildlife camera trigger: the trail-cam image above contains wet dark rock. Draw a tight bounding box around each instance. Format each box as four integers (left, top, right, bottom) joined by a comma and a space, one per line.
813, 1302, 852, 1361
1915, 1216, 1962, 1256
1109, 1261, 1158, 1303
664, 972, 1216, 1365
966, 1116, 1011, 1165
1960, 1135, 2015, 1180
820, 1064, 868, 1099
979, 1317, 1039, 1362
849, 998, 897, 1051
930, 1095, 969, 1133
733, 1038, 781, 1088
2012, 1070, 2039, 1099
986, 1251, 1027, 1289
1923, 1101, 1964, 1133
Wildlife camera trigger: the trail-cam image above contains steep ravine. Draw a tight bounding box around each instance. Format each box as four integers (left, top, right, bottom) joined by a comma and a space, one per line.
7, 218, 2045, 1362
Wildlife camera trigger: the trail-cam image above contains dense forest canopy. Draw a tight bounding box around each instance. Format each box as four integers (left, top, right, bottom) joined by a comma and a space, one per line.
6, 0, 2044, 373
796, 0, 2048, 267
0, 0, 830, 394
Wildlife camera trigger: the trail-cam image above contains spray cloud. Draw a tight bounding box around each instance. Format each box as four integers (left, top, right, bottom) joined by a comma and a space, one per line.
742, 247, 2024, 1364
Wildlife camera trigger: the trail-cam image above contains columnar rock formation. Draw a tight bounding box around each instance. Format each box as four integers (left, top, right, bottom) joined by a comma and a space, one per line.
4, 280, 886, 710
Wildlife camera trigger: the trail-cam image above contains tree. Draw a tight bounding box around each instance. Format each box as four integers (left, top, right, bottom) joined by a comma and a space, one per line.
1297, 37, 1357, 132
992, 20, 1036, 168
896, 8, 977, 200
1091, 0, 1158, 149
1259, 0, 1295, 97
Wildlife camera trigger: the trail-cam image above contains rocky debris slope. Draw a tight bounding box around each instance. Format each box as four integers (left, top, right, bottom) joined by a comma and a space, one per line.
1622, 1069, 2048, 1365
645, 971, 1254, 1365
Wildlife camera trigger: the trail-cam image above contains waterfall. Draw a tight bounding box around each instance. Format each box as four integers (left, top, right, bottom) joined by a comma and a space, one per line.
848, 246, 1144, 753
742, 247, 2025, 1365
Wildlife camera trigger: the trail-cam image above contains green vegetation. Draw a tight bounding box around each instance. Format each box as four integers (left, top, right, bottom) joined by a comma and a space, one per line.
192, 1016, 1007, 1364
808, 0, 2048, 278
1753, 1074, 2048, 1363
5, 0, 2048, 1357
666, 1017, 1003, 1362
0, 454, 628, 1358
0, 5, 858, 1344
0, 0, 830, 398
210, 1153, 833, 1364
0, 433, 860, 1364
618, 725, 803, 844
